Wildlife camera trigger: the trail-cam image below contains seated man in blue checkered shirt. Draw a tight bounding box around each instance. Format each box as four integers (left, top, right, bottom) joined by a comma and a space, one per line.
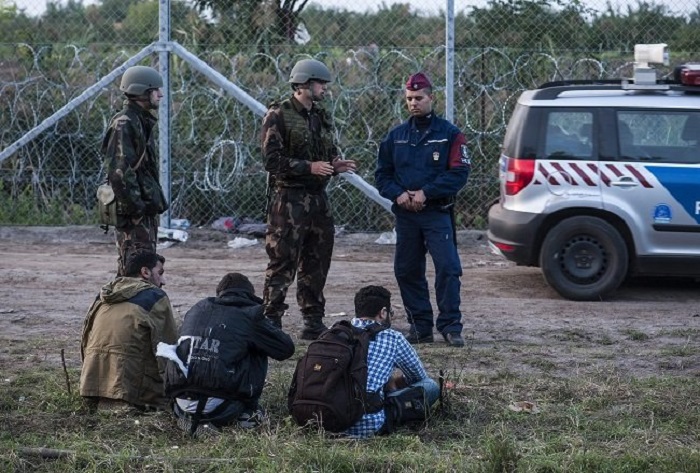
345, 285, 440, 438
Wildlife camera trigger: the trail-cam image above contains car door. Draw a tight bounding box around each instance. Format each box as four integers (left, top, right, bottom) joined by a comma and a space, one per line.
600, 108, 700, 257
532, 109, 601, 213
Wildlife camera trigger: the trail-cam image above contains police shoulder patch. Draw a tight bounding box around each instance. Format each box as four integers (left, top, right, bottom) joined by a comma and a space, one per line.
460, 144, 471, 164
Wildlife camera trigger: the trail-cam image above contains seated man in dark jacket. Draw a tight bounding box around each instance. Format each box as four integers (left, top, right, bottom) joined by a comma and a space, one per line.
158, 272, 294, 436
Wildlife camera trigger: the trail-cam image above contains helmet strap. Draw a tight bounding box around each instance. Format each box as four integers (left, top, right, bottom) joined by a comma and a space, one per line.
293, 86, 314, 110
126, 90, 156, 110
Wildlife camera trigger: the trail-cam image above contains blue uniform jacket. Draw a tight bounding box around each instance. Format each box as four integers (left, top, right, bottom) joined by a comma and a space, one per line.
375, 114, 470, 203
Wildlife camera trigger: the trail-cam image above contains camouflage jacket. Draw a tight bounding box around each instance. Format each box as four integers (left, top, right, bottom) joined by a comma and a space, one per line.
261, 96, 339, 191
102, 100, 168, 218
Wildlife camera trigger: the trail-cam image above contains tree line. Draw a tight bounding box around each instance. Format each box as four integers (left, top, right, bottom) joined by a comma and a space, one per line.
1, 0, 699, 53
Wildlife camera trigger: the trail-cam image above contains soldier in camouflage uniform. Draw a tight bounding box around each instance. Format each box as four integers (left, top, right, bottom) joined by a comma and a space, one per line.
260, 59, 357, 340
102, 66, 169, 276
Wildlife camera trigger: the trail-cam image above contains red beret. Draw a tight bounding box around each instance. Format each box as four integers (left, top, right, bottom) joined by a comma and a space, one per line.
406, 72, 432, 90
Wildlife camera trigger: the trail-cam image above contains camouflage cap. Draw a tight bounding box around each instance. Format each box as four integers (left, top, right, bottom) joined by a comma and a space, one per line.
406, 72, 432, 91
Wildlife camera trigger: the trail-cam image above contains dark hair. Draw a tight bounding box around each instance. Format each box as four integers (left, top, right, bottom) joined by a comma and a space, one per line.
354, 285, 391, 319
216, 272, 255, 297
124, 250, 164, 277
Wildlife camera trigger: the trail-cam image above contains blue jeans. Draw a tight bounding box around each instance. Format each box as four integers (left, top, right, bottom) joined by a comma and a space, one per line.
388, 377, 440, 407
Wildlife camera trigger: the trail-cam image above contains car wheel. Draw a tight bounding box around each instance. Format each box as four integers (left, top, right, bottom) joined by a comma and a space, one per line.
540, 216, 628, 301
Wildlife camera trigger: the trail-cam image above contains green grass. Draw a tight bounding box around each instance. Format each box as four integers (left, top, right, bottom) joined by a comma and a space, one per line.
624, 329, 650, 341
2, 355, 700, 473
0, 183, 93, 225
660, 342, 696, 357
660, 328, 700, 338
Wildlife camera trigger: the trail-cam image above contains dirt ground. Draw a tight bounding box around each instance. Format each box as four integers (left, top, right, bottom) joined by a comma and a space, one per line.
0, 225, 698, 380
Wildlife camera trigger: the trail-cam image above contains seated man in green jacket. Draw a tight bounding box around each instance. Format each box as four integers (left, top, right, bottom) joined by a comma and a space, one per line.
80, 249, 177, 412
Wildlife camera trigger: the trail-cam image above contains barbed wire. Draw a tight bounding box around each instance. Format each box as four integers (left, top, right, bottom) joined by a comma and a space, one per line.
0, 42, 666, 229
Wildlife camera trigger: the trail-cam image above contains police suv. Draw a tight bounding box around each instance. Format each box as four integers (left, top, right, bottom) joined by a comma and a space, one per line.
487, 44, 700, 300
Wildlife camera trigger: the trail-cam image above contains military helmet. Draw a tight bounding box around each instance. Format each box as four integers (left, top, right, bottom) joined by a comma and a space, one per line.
120, 66, 163, 96
288, 59, 332, 84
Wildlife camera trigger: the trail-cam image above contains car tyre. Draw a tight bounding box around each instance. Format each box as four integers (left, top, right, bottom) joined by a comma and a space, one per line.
540, 216, 628, 301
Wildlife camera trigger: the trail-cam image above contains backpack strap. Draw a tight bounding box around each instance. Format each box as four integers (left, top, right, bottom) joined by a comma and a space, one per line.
179, 393, 235, 437
364, 322, 387, 339
188, 396, 208, 437
355, 321, 387, 413
133, 114, 152, 171
132, 148, 148, 171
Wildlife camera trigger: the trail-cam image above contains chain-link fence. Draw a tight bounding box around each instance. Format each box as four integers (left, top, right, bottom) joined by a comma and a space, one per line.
1, 0, 698, 231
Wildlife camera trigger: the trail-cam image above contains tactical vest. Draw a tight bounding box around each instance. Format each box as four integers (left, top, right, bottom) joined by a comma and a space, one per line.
269, 99, 336, 190
279, 98, 335, 162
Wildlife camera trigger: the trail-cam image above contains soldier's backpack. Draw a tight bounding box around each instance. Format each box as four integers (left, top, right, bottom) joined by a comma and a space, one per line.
287, 320, 386, 432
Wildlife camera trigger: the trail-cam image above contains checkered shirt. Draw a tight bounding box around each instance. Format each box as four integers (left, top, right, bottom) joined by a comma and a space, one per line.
344, 318, 429, 438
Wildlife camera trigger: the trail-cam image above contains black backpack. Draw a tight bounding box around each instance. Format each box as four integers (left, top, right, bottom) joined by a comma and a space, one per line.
287, 320, 386, 432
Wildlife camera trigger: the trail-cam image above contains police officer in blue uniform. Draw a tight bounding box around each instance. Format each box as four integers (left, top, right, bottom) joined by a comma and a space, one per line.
375, 72, 471, 347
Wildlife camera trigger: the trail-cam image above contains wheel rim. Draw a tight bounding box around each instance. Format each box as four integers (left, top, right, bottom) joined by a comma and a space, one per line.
557, 235, 607, 283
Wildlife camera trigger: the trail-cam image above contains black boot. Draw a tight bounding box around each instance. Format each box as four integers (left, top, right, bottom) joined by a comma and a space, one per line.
300, 316, 327, 341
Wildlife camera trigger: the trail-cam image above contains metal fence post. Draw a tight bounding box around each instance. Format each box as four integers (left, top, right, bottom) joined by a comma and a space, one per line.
445, 0, 455, 123
158, 0, 172, 229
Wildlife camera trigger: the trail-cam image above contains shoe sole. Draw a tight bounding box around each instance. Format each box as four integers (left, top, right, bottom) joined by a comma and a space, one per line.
176, 416, 221, 438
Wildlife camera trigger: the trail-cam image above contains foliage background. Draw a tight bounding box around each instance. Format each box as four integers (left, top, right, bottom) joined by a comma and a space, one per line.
1, 0, 699, 230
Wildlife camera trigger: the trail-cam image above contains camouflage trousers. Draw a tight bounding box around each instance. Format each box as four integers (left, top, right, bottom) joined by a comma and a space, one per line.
114, 215, 159, 276
263, 188, 334, 319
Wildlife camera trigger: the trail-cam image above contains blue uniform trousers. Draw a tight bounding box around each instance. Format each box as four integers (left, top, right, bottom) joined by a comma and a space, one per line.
394, 206, 463, 336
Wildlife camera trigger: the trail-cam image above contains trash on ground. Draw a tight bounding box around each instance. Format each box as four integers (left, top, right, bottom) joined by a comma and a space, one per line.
508, 401, 540, 414
375, 229, 396, 245
227, 237, 259, 249
169, 219, 191, 230
158, 227, 188, 243
211, 216, 241, 232
236, 223, 267, 237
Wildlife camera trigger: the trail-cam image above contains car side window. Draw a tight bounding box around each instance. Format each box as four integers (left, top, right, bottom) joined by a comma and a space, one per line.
617, 111, 700, 163
543, 111, 593, 160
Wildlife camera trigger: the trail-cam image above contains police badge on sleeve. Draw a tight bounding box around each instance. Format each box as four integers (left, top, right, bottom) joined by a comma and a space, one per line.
460, 144, 471, 165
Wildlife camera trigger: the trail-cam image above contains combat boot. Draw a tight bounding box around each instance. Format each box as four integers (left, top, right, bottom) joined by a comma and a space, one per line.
300, 316, 327, 341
